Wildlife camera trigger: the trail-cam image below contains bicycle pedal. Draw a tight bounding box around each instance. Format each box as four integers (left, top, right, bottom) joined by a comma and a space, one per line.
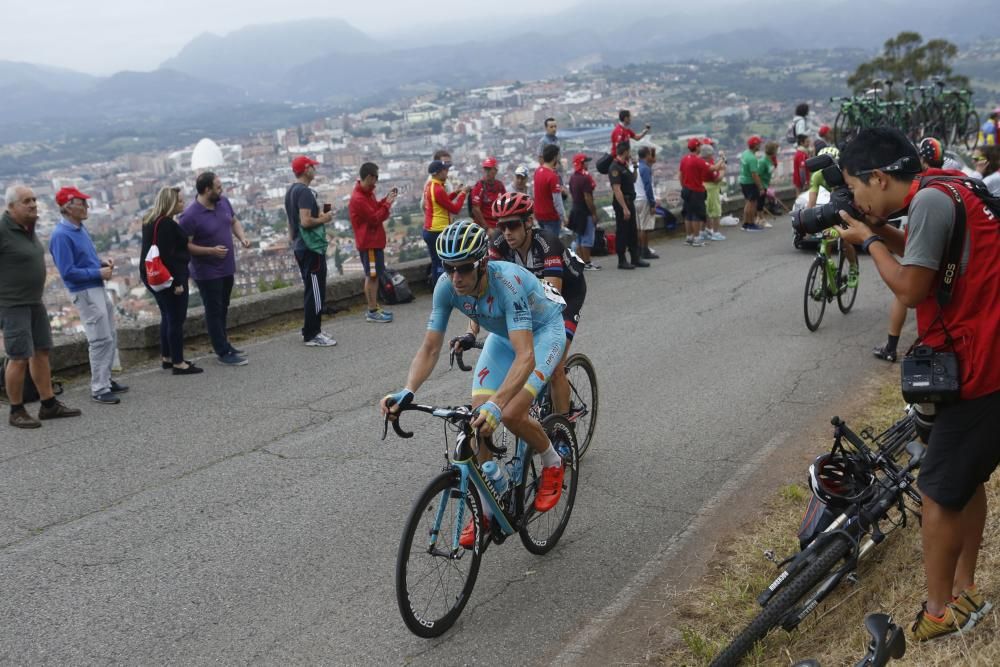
846, 572, 859, 586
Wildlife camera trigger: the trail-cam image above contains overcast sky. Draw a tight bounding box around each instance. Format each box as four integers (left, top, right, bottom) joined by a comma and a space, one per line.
4, 0, 581, 75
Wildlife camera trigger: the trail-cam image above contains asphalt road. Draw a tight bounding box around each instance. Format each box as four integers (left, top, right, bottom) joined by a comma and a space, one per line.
1, 224, 898, 665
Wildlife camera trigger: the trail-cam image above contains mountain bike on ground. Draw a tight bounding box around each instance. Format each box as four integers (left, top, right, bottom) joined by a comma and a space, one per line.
791, 613, 905, 667
710, 410, 924, 666
384, 401, 579, 638
803, 227, 858, 331
452, 337, 598, 458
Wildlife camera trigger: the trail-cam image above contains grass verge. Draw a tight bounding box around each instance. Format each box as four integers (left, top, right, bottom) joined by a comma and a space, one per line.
657, 381, 999, 666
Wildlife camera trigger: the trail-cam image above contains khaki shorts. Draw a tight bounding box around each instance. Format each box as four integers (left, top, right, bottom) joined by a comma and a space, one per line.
636, 199, 656, 231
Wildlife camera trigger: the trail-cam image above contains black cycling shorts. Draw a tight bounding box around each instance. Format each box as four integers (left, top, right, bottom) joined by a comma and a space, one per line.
741, 183, 760, 203
917, 389, 1000, 510
681, 189, 707, 222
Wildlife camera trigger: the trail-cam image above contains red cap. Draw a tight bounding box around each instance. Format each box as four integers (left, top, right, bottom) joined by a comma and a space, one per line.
55, 186, 91, 206
687, 138, 702, 151
291, 155, 320, 175
572, 153, 591, 166
747, 135, 762, 148
481, 157, 498, 169
819, 125, 831, 137
701, 137, 714, 145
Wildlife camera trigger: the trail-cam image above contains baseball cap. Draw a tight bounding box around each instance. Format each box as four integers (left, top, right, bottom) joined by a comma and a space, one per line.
687, 138, 702, 151
291, 155, 319, 175
55, 186, 90, 206
818, 125, 831, 137
514, 164, 529, 177
428, 159, 450, 174
747, 135, 763, 148
481, 157, 498, 169
572, 153, 591, 166
701, 137, 714, 145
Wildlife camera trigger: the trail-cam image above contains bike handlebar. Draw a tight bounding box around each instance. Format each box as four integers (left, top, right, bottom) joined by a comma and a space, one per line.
450, 338, 485, 372
382, 402, 474, 440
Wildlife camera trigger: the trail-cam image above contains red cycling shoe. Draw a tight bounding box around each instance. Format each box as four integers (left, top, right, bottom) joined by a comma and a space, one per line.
459, 515, 489, 549
534, 465, 565, 512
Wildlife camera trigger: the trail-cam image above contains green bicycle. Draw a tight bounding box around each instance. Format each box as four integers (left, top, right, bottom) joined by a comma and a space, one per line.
803, 228, 859, 331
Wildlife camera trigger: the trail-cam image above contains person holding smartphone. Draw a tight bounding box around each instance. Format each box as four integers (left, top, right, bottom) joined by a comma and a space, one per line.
285, 155, 336, 347
349, 162, 398, 323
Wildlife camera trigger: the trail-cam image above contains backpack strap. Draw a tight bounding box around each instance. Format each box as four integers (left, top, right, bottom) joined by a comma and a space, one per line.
152, 216, 165, 245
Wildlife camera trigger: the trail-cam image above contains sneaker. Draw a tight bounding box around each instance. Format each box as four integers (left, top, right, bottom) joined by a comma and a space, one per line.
305, 333, 337, 347
584, 262, 602, 271
631, 259, 651, 268
37, 399, 82, 420
742, 224, 764, 232
534, 465, 565, 512
365, 309, 393, 323
459, 515, 490, 549
9, 409, 41, 429
872, 343, 898, 363
109, 380, 129, 394
217, 353, 249, 366
172, 364, 204, 375
617, 261, 635, 270
699, 231, 713, 243
228, 345, 246, 355
710, 231, 727, 241
953, 587, 993, 626
847, 264, 860, 289
685, 238, 704, 247
641, 247, 659, 259
911, 602, 969, 641
762, 221, 774, 228
92, 392, 121, 405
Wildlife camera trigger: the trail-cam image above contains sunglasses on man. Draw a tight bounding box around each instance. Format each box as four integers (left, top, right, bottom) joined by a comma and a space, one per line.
443, 260, 481, 275
496, 217, 528, 231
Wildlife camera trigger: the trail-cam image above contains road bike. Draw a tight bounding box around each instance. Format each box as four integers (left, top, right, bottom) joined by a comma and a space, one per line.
803, 228, 858, 332
452, 338, 598, 458
710, 410, 923, 666
384, 401, 579, 637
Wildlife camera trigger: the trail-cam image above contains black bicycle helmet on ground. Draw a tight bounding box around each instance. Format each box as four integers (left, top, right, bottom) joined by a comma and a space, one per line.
808, 450, 877, 509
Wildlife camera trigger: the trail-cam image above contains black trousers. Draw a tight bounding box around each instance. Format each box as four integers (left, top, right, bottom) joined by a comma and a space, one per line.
194, 275, 235, 357
613, 196, 640, 263
295, 249, 327, 341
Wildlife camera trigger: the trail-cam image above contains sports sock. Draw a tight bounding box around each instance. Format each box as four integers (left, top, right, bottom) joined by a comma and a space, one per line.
886, 334, 900, 353
10, 403, 25, 414
541, 444, 561, 468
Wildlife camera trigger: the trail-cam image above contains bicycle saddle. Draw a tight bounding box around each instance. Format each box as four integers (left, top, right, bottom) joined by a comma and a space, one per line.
858, 613, 906, 666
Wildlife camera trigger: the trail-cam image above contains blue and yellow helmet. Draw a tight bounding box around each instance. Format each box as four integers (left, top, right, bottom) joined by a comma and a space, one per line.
436, 219, 488, 264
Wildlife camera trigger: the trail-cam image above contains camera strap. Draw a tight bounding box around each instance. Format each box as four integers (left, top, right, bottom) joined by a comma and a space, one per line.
907, 178, 967, 353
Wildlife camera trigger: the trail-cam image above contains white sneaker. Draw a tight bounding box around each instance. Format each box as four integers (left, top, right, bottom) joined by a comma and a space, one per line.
305, 333, 337, 347
762, 221, 774, 228
710, 231, 727, 241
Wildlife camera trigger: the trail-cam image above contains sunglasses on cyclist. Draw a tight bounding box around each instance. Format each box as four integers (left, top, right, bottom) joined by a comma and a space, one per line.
496, 217, 528, 231
443, 260, 481, 275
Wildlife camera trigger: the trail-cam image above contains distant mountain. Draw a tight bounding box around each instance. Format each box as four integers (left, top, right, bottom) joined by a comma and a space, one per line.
0, 60, 97, 93
160, 19, 378, 92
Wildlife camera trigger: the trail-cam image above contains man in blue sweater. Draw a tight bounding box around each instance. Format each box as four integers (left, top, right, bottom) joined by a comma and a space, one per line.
49, 187, 128, 405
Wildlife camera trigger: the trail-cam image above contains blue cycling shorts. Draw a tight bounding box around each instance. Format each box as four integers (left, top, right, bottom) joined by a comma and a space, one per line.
471, 318, 566, 399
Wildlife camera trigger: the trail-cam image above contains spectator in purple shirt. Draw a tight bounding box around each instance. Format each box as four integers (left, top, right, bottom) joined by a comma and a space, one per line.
178, 172, 251, 366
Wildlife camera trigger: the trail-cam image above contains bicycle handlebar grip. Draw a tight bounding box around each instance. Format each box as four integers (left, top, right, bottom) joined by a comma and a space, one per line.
392, 418, 413, 439
455, 351, 473, 372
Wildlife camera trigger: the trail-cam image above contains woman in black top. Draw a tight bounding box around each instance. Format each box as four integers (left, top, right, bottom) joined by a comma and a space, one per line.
141, 187, 202, 375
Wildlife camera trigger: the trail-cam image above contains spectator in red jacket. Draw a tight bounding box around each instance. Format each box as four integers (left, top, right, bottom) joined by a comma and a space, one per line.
470, 157, 506, 236
793, 134, 812, 194
349, 162, 398, 323
610, 109, 650, 155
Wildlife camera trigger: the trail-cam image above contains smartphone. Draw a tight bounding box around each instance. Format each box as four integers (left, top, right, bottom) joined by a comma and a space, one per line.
323, 203, 332, 213
390, 187, 399, 195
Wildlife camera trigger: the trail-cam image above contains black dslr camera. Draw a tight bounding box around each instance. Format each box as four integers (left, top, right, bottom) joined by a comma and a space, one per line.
900, 345, 961, 404
791, 154, 865, 235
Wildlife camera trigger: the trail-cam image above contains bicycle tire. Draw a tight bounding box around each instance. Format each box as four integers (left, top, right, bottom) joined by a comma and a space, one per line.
396, 470, 483, 638
519, 414, 579, 555
963, 110, 980, 151
837, 247, 858, 314
803, 257, 827, 332
709, 535, 853, 667
833, 110, 852, 149
564, 353, 598, 458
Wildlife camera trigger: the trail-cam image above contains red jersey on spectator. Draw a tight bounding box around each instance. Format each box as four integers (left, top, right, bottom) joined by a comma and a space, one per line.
679, 154, 711, 193
470, 179, 507, 228
610, 123, 638, 154
349, 181, 392, 249
793, 148, 810, 190
533, 166, 562, 221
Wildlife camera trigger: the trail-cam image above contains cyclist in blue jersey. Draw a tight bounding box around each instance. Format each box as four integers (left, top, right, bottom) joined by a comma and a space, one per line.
380, 220, 568, 547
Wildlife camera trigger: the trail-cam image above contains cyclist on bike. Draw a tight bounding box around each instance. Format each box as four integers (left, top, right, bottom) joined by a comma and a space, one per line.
380, 219, 568, 547
807, 146, 859, 288
485, 192, 586, 418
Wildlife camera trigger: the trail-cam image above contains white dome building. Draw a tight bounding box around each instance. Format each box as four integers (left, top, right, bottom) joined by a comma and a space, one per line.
190, 138, 225, 172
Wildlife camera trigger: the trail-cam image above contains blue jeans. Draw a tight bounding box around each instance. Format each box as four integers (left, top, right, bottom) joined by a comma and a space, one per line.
152, 283, 189, 364
576, 215, 595, 248
422, 229, 443, 286
538, 220, 562, 237
195, 275, 234, 357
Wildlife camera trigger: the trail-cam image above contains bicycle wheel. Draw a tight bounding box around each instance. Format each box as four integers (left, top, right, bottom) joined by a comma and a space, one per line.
803, 258, 827, 332
709, 535, 853, 667
564, 353, 598, 458
396, 470, 483, 638
833, 110, 852, 149
963, 110, 980, 151
519, 415, 579, 555
837, 247, 858, 314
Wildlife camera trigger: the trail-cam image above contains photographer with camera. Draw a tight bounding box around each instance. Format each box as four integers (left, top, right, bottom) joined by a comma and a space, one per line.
834, 127, 1000, 642
802, 146, 859, 289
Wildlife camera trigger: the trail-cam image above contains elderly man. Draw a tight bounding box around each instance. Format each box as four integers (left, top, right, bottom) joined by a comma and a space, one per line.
1, 186, 80, 428
49, 187, 128, 404
180, 172, 252, 366
512, 164, 530, 195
